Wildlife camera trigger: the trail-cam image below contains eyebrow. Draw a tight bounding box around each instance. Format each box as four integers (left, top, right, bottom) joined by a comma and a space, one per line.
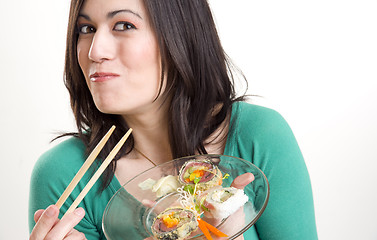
108, 9, 142, 19
78, 9, 143, 21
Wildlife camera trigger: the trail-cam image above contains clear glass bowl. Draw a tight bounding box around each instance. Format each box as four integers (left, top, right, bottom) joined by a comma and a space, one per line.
102, 154, 269, 240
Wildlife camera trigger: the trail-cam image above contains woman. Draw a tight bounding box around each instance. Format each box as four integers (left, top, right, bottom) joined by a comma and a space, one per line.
29, 0, 318, 239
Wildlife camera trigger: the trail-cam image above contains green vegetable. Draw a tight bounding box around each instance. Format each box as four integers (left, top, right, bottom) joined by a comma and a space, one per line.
195, 205, 200, 212
194, 176, 201, 184
184, 185, 194, 194
202, 205, 209, 212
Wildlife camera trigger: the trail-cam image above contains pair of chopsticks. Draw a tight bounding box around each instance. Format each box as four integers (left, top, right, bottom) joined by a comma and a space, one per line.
55, 125, 132, 218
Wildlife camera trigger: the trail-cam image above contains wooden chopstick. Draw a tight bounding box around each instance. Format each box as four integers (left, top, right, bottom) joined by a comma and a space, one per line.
56, 125, 116, 209
63, 128, 133, 217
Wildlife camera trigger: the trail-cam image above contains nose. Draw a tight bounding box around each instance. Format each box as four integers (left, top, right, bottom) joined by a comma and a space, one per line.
88, 29, 115, 62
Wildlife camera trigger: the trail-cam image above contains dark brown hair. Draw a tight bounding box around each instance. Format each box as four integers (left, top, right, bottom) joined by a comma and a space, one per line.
63, 0, 246, 191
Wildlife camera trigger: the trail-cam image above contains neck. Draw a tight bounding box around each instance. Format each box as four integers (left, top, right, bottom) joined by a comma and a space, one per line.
122, 101, 172, 164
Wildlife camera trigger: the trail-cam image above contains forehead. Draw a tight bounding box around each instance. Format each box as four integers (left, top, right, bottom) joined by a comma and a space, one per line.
80, 0, 147, 18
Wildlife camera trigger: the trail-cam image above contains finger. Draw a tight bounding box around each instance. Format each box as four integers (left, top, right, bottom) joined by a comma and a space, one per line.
231, 173, 255, 189
44, 207, 86, 240
141, 199, 156, 208
64, 229, 87, 240
34, 209, 45, 223
30, 205, 59, 240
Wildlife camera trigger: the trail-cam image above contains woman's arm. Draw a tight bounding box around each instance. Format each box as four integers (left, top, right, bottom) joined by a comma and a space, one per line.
29, 138, 105, 240
244, 106, 318, 239
230, 103, 318, 239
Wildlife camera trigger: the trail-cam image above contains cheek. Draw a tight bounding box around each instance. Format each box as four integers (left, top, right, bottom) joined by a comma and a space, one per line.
119, 37, 161, 73
117, 37, 163, 100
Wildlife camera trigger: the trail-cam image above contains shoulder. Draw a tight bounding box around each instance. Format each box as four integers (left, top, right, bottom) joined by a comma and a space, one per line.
32, 137, 86, 178
30, 137, 88, 206
231, 101, 292, 139
228, 101, 306, 178
39, 136, 86, 162
228, 101, 302, 163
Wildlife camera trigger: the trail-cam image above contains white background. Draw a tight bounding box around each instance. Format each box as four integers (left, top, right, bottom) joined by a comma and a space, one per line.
0, 0, 376, 239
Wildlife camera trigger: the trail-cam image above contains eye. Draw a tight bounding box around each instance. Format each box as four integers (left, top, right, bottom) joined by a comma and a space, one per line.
113, 21, 136, 31
78, 24, 96, 34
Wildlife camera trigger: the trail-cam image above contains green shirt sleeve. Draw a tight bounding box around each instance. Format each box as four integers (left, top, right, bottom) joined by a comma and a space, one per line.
226, 102, 318, 239
28, 137, 115, 240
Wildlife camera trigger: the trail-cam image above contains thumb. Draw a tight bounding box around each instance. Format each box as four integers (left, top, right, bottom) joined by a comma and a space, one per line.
230, 173, 255, 189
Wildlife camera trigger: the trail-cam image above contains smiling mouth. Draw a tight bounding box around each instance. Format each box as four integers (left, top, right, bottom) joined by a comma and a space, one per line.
89, 72, 120, 82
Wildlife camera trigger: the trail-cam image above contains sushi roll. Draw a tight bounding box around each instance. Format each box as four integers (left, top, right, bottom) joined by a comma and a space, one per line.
202, 187, 248, 219
178, 159, 222, 191
151, 207, 198, 240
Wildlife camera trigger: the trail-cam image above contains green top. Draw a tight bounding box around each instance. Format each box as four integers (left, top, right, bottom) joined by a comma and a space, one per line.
29, 102, 318, 239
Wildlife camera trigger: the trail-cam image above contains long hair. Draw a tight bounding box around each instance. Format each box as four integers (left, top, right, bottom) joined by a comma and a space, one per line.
63, 0, 246, 192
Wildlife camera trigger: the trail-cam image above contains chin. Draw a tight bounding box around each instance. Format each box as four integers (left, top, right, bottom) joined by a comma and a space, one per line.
96, 104, 135, 116
95, 102, 120, 115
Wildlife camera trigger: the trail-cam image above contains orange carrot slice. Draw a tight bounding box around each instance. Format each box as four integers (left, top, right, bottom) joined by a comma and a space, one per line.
202, 220, 228, 237
197, 218, 213, 240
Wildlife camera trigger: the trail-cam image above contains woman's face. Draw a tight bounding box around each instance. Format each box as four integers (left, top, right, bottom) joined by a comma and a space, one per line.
77, 0, 163, 116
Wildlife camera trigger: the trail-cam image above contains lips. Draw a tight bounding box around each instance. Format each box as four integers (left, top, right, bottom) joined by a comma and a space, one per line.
89, 72, 120, 82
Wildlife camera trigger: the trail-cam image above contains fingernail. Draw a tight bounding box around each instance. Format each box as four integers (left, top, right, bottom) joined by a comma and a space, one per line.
45, 205, 57, 217
74, 207, 85, 217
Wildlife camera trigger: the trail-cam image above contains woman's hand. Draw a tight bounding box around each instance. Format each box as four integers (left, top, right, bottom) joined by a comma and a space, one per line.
30, 205, 87, 240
